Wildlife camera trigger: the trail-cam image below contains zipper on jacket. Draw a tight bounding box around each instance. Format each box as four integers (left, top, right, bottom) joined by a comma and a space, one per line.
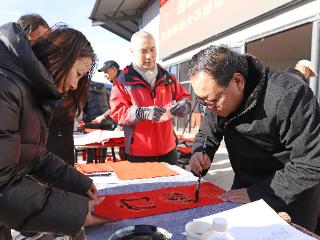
150, 90, 156, 99
58, 128, 62, 137
150, 76, 171, 100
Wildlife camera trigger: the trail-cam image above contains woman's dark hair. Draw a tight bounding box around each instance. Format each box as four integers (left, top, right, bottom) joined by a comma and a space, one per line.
17, 13, 49, 35
32, 24, 97, 117
188, 45, 263, 88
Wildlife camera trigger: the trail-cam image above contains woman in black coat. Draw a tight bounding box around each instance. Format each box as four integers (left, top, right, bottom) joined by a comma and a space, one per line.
0, 23, 107, 237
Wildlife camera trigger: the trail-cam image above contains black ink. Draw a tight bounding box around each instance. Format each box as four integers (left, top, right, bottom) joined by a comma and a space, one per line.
120, 197, 156, 210
163, 192, 193, 203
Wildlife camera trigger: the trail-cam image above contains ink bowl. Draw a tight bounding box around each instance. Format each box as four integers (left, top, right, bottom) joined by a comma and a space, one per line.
108, 224, 172, 240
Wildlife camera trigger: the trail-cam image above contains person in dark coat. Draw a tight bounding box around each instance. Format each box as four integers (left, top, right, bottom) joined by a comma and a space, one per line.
83, 81, 113, 130
188, 45, 320, 233
86, 60, 120, 127
0, 22, 108, 238
2, 13, 52, 240
294, 59, 318, 85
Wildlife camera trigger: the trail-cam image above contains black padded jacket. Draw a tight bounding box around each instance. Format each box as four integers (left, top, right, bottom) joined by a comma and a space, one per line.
0, 23, 92, 235
193, 63, 320, 230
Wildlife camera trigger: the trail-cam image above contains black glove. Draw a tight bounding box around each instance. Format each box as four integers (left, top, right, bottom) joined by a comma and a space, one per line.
136, 106, 166, 121
170, 99, 191, 118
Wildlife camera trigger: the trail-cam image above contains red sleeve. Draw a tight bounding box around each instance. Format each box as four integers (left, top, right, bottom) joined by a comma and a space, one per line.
109, 80, 139, 126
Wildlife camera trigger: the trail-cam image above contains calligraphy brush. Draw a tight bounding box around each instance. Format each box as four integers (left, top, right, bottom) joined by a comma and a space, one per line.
195, 170, 202, 202
195, 135, 207, 203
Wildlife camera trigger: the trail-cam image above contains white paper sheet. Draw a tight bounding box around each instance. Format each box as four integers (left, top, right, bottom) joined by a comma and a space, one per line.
195, 199, 316, 240
90, 172, 120, 187
73, 130, 124, 146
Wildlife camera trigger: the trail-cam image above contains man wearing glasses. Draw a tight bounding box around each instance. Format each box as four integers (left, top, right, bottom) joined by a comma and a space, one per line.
189, 45, 320, 234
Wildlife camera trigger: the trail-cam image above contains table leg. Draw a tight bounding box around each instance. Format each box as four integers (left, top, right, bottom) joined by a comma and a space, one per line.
74, 148, 78, 163
120, 147, 125, 161
94, 148, 98, 163
111, 147, 116, 161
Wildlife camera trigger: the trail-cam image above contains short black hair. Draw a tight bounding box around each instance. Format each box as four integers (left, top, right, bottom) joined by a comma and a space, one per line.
188, 45, 249, 87
17, 13, 49, 35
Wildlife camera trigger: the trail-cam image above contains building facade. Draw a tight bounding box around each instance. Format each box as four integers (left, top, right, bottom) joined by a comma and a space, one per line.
91, 0, 320, 131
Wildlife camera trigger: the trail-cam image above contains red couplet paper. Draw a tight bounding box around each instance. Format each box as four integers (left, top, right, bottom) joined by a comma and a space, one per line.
108, 161, 178, 180
93, 182, 225, 220
75, 163, 113, 174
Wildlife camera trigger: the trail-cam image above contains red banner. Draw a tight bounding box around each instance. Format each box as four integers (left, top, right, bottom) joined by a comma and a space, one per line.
159, 0, 293, 59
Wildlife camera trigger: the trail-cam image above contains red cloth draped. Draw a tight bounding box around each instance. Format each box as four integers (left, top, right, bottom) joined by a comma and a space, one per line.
93, 182, 225, 220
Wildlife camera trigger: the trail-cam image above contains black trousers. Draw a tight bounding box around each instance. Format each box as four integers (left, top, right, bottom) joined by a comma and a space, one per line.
126, 148, 178, 165
283, 183, 320, 233
0, 225, 11, 240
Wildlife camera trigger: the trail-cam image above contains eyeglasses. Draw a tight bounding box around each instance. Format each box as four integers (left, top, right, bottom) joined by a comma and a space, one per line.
196, 87, 227, 109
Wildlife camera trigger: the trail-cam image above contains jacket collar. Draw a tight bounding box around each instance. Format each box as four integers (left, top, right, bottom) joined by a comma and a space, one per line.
0, 22, 61, 105
243, 68, 268, 110
123, 63, 171, 85
285, 67, 308, 83
226, 68, 268, 121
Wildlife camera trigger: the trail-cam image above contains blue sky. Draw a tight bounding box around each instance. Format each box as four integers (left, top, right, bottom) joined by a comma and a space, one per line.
0, 0, 131, 82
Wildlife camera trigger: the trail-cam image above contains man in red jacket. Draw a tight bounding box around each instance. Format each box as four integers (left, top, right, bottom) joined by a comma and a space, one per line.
110, 31, 190, 164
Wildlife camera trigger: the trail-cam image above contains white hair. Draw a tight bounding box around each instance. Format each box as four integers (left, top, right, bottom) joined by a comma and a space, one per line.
130, 31, 155, 50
